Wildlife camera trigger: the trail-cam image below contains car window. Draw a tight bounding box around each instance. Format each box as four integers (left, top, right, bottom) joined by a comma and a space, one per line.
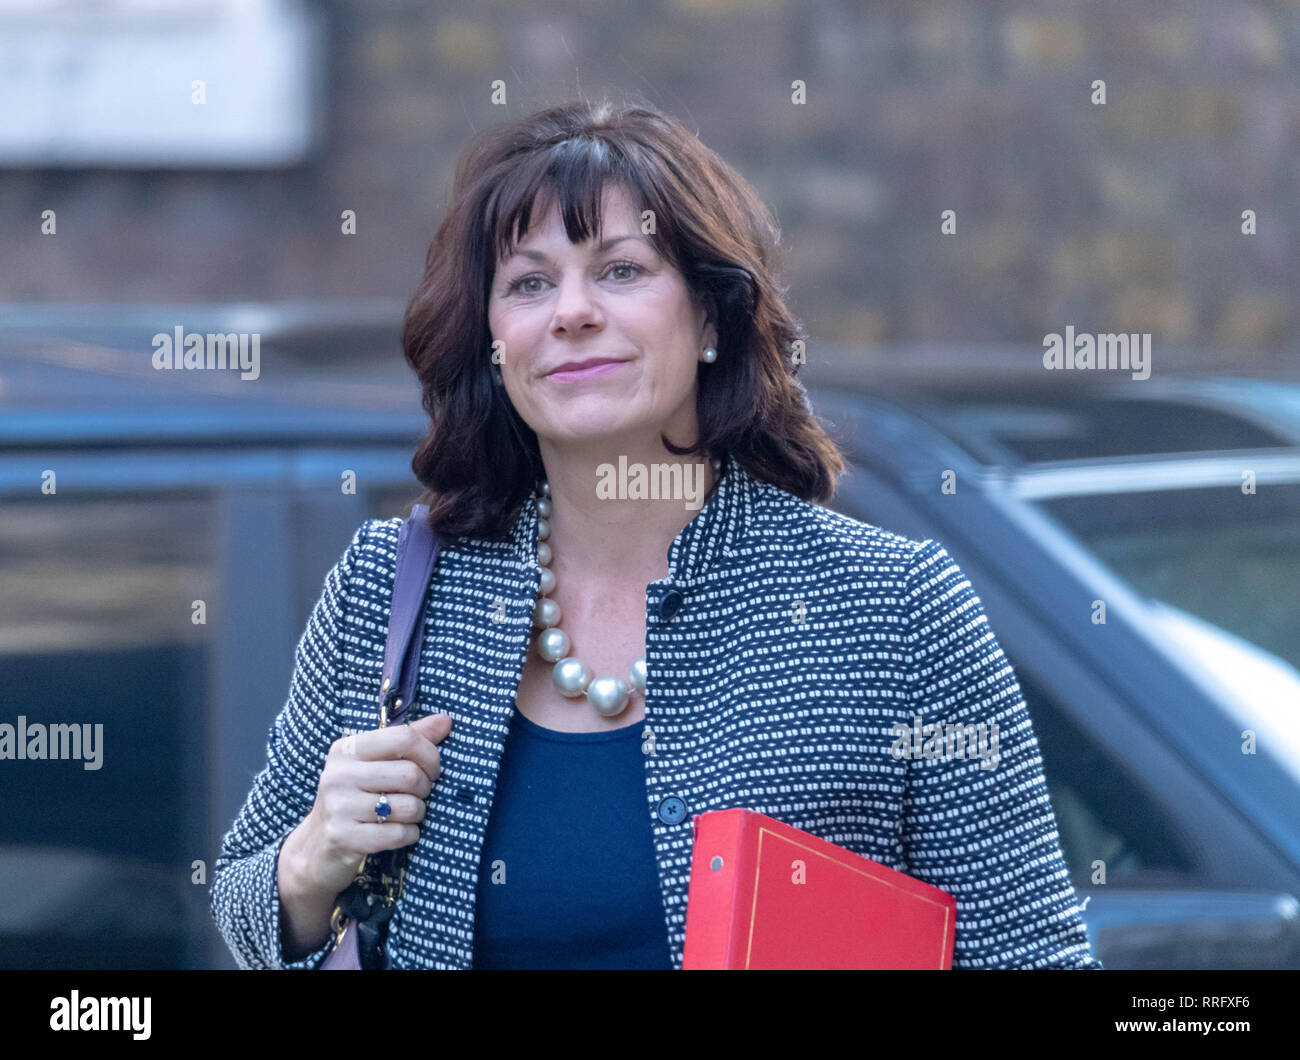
1013, 665, 1197, 885
0, 492, 213, 967
1039, 484, 1300, 676
920, 396, 1292, 464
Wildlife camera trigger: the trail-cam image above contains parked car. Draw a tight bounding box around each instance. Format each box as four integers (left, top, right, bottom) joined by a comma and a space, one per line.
813, 377, 1300, 968
2, 313, 1296, 968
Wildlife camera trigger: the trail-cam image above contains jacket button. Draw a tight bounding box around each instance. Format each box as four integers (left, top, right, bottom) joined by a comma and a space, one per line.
456, 786, 475, 803
658, 589, 684, 621
657, 795, 687, 825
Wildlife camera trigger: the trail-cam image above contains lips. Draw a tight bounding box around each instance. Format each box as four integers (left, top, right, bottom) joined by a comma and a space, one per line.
547, 357, 627, 376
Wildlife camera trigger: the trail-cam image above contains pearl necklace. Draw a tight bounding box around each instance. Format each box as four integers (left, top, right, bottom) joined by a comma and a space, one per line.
528, 457, 723, 718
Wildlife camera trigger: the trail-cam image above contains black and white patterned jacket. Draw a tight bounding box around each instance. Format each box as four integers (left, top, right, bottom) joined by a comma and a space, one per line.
211, 451, 1101, 969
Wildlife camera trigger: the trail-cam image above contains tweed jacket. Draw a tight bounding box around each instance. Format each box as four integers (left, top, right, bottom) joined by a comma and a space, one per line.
211, 452, 1100, 969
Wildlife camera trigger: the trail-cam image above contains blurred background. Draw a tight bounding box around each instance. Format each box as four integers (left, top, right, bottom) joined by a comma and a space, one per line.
0, 0, 1297, 969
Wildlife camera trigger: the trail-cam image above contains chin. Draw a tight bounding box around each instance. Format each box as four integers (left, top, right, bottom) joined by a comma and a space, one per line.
538, 417, 644, 447
540, 404, 640, 432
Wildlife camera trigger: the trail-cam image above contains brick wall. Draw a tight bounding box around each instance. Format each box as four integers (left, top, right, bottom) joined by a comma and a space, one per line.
2, 0, 1296, 363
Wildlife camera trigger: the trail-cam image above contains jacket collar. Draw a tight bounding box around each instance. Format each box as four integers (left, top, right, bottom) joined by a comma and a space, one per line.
500, 451, 755, 587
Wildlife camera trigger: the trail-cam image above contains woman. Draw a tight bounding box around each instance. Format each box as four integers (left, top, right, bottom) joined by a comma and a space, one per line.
211, 97, 1100, 969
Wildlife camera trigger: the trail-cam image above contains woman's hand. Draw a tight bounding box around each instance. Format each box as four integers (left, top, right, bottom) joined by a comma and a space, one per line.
277, 712, 453, 960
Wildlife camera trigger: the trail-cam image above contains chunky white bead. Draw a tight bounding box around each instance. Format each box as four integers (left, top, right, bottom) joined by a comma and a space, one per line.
629, 658, 647, 690
537, 541, 552, 566
552, 657, 591, 697
537, 627, 570, 662
532, 596, 561, 628
536, 496, 552, 519
586, 676, 630, 717
537, 517, 550, 541
538, 566, 555, 595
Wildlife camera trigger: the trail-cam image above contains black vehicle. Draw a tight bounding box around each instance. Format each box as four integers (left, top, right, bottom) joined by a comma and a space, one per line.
813, 377, 1300, 969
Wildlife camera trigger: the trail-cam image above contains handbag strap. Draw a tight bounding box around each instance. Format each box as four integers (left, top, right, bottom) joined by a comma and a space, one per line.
322, 505, 439, 967
380, 503, 439, 727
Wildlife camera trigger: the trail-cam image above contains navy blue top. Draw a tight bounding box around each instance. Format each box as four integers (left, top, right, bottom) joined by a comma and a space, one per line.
471, 706, 674, 969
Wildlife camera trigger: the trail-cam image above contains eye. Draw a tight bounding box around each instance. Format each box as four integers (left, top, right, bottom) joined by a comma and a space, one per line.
507, 274, 546, 295
605, 260, 642, 281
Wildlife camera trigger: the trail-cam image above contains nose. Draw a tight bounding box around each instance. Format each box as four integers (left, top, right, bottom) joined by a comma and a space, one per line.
550, 272, 603, 336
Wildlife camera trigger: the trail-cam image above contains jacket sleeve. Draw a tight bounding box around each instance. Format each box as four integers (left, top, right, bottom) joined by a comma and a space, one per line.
210, 520, 375, 969
897, 539, 1102, 968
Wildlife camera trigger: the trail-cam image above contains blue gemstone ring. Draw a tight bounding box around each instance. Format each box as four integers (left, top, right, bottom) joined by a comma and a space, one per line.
374, 794, 391, 823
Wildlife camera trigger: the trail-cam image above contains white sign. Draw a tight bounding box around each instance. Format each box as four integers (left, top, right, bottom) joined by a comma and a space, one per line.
0, 0, 322, 166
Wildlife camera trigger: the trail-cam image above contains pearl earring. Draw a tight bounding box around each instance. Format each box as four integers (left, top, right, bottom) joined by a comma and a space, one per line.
702, 346, 717, 363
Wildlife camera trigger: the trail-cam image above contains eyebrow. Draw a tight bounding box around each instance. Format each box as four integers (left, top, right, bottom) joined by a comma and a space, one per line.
504, 234, 651, 265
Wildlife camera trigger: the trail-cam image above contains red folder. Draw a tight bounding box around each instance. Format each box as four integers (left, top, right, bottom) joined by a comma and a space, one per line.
682, 808, 956, 969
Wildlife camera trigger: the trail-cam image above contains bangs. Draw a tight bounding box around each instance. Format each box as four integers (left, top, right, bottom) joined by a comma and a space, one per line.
485, 135, 650, 270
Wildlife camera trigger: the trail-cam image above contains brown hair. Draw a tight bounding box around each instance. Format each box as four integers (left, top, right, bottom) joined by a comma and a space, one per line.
400, 94, 845, 545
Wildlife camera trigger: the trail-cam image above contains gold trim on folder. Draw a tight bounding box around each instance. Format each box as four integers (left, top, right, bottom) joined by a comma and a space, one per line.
744, 826, 952, 969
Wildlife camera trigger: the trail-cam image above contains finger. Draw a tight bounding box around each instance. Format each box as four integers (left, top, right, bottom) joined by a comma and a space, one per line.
352, 758, 437, 799
407, 713, 453, 744
383, 721, 443, 783
355, 791, 426, 826
387, 722, 443, 783
347, 718, 448, 776
339, 725, 417, 760
355, 822, 421, 853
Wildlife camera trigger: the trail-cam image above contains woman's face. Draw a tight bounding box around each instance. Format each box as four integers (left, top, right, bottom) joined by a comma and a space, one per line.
487, 183, 716, 459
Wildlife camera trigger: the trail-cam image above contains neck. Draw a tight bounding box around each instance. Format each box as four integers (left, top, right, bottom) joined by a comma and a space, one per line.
535, 445, 718, 587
